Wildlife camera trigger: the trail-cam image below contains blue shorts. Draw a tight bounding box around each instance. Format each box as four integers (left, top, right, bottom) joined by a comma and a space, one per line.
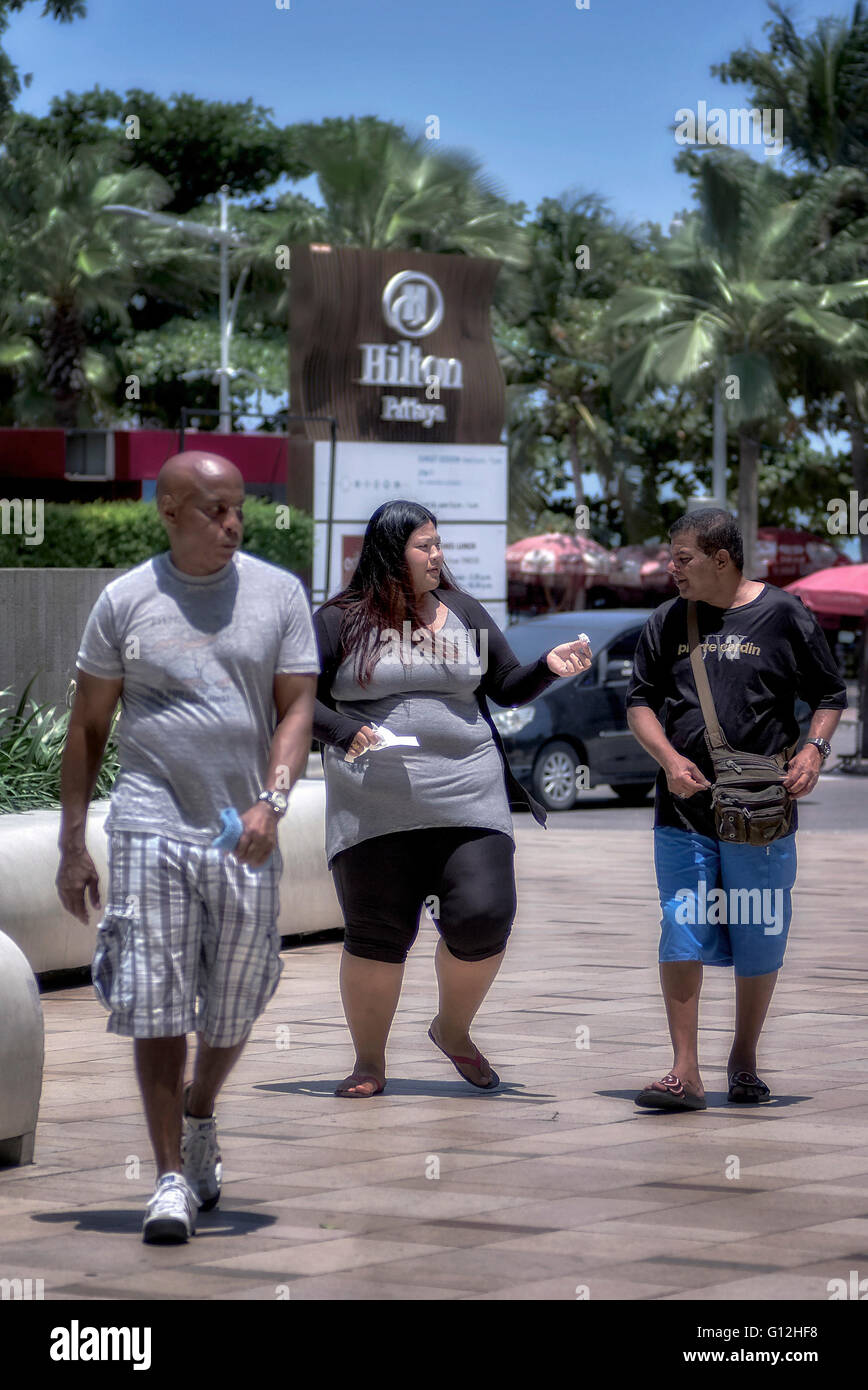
654, 826, 797, 977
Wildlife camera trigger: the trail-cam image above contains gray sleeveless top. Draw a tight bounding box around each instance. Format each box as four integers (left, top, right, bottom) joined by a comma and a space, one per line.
322, 600, 513, 863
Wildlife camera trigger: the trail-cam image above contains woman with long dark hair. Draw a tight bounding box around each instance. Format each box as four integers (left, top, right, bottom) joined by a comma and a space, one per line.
313, 499, 591, 1097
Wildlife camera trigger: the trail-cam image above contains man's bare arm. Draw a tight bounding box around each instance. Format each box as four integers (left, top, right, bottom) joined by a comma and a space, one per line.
626, 705, 711, 799
783, 707, 843, 798
266, 673, 317, 792
56, 669, 123, 921
233, 673, 317, 867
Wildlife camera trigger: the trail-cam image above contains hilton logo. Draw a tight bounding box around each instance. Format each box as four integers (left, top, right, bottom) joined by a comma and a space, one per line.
289, 245, 503, 442
381, 271, 444, 337
359, 271, 463, 414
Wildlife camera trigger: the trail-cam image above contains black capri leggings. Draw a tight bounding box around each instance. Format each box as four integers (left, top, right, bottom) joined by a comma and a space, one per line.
330, 827, 516, 965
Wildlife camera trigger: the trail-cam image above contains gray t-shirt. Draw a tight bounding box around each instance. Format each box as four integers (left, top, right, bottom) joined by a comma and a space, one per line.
323, 601, 513, 864
77, 550, 320, 844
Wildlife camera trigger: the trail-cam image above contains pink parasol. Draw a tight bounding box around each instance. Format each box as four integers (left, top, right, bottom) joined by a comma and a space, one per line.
784, 563, 868, 618
506, 532, 611, 580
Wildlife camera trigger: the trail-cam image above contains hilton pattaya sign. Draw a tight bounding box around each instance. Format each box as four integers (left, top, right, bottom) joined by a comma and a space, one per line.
290, 245, 509, 625
289, 247, 504, 444
357, 270, 462, 426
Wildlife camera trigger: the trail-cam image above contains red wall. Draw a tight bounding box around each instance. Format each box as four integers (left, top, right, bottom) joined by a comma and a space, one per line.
0, 429, 67, 480
0, 428, 289, 489
115, 430, 289, 485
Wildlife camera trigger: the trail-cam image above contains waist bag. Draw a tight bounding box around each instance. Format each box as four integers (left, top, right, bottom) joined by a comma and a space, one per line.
687, 602, 795, 846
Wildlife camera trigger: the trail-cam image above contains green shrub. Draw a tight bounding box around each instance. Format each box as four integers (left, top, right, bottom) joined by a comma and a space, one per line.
0, 499, 313, 571
0, 680, 119, 813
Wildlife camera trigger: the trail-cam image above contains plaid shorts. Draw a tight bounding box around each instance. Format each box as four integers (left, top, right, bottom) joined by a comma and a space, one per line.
92, 831, 283, 1047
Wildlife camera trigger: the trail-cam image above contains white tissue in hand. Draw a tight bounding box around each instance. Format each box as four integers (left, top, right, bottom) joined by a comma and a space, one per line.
344, 722, 420, 763
577, 632, 590, 645
369, 723, 419, 750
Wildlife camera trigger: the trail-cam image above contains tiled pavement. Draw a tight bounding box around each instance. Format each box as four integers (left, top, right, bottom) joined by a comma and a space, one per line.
1, 820, 867, 1301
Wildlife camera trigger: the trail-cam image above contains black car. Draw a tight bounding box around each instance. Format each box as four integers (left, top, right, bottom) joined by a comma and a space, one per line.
491, 609, 812, 812
490, 609, 658, 811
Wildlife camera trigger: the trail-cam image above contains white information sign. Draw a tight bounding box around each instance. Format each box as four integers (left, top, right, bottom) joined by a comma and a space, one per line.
313, 442, 507, 628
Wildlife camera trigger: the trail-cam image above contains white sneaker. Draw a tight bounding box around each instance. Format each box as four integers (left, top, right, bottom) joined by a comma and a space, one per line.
142, 1172, 198, 1244
181, 1094, 223, 1211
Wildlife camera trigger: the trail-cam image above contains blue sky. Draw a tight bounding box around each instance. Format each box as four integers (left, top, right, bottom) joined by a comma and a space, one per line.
6, 0, 859, 547
5, 0, 853, 228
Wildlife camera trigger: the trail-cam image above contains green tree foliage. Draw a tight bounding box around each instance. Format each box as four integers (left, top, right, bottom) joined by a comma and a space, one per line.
0, 138, 210, 426
287, 116, 527, 262
713, 1, 868, 558
712, 1, 868, 172
496, 192, 709, 543
116, 319, 289, 428
610, 151, 868, 575
6, 86, 309, 212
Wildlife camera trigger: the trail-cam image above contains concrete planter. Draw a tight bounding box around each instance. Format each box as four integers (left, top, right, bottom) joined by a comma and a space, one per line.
0, 780, 341, 976
0, 930, 44, 1165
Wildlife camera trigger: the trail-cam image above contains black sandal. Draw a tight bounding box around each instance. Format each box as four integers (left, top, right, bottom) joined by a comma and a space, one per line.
635, 1071, 706, 1111
727, 1070, 771, 1104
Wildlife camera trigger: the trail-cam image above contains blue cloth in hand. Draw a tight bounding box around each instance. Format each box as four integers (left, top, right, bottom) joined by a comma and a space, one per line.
212, 806, 244, 851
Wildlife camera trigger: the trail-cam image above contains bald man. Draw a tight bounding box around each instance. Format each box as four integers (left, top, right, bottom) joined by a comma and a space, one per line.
56, 452, 319, 1243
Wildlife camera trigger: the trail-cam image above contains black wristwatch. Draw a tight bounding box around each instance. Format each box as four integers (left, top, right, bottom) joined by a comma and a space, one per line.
257, 789, 289, 817
806, 737, 831, 763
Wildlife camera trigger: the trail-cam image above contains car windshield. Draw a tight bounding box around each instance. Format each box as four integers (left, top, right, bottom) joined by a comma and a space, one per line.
490, 610, 650, 707
500, 611, 647, 663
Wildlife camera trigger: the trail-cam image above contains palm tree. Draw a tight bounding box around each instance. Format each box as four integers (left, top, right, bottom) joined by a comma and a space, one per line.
295, 116, 527, 263
610, 152, 868, 577
713, 1, 868, 555
231, 117, 529, 466
713, 1, 868, 173
0, 139, 209, 426
495, 193, 668, 540
235, 116, 527, 316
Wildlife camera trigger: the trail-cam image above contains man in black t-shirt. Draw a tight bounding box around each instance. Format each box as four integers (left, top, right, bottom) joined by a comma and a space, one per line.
625, 509, 845, 1111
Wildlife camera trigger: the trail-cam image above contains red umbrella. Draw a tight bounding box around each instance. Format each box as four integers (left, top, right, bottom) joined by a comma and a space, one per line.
785, 564, 868, 762
756, 528, 851, 586
609, 543, 675, 596
784, 564, 868, 617
506, 532, 611, 579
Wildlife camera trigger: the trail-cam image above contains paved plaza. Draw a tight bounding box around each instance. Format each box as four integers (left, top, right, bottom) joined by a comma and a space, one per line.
1, 816, 867, 1301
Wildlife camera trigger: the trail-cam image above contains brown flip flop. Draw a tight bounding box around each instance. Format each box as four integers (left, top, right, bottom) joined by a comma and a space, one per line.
428, 1025, 499, 1090
635, 1071, 706, 1111
334, 1073, 386, 1098
728, 1070, 771, 1103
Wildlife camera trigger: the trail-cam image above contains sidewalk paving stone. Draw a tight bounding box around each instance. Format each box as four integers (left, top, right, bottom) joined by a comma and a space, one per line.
0, 823, 865, 1300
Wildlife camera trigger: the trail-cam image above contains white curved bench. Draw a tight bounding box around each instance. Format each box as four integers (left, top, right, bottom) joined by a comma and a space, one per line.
0, 930, 44, 1165
0, 779, 342, 975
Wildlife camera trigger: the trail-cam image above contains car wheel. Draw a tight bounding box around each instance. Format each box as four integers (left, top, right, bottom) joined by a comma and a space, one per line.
532, 741, 580, 811
612, 782, 654, 805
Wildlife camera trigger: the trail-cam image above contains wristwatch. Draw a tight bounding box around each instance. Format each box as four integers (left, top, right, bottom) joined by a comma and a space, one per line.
806, 737, 831, 762
257, 789, 290, 817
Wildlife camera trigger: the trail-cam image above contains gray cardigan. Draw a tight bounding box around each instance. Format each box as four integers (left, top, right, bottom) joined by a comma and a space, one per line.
311, 585, 561, 827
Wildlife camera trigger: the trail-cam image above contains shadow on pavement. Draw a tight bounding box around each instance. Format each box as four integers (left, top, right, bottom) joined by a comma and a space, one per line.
256, 1077, 557, 1102
29, 1208, 276, 1236
599, 1087, 812, 1110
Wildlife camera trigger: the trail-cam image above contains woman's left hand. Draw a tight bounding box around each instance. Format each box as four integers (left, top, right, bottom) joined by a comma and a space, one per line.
546, 636, 593, 678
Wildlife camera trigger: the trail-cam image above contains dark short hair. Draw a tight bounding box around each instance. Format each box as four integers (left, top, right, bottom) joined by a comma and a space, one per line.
670, 508, 743, 572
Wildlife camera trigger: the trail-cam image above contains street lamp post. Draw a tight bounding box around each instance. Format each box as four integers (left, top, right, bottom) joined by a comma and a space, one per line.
103, 185, 248, 433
